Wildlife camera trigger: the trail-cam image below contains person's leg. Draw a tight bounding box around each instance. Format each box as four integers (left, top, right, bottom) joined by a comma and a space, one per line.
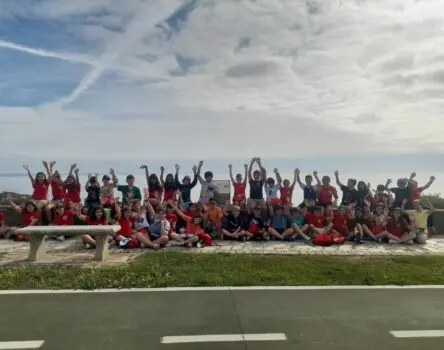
221, 229, 236, 239
170, 232, 185, 244
282, 228, 296, 240
294, 224, 311, 240
397, 232, 416, 244
355, 224, 363, 243
82, 234, 96, 247
267, 227, 284, 240
152, 235, 169, 247
323, 223, 333, 233
135, 232, 160, 249
415, 231, 427, 245
184, 235, 199, 247
362, 224, 377, 241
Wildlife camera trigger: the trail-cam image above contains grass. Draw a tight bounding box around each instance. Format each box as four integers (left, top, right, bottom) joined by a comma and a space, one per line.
1, 252, 444, 289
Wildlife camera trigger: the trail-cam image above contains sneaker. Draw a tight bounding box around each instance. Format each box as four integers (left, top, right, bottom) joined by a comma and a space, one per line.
186, 243, 193, 248
140, 243, 146, 248
196, 242, 203, 248
56, 235, 65, 242
119, 238, 130, 247
241, 236, 247, 242
152, 244, 160, 250
355, 237, 363, 244
84, 243, 93, 250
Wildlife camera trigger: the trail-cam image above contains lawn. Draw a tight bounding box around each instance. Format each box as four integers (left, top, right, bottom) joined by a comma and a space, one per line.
1, 252, 444, 289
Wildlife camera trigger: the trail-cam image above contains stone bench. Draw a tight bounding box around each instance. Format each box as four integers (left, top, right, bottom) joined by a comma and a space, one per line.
15, 225, 121, 262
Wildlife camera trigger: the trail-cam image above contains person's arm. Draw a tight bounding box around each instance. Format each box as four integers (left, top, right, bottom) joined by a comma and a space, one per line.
74, 168, 80, 184
257, 158, 266, 181
334, 170, 344, 187
22, 165, 35, 186
75, 206, 87, 222
290, 169, 297, 188
408, 172, 416, 184
295, 168, 305, 189
223, 200, 230, 216
384, 178, 392, 191
114, 198, 122, 220
169, 201, 187, 221
140, 165, 149, 187
85, 173, 92, 189
190, 166, 198, 188
196, 160, 204, 184
49, 161, 56, 176
174, 164, 181, 185
42, 161, 52, 183
332, 186, 338, 201
423, 198, 435, 213
419, 176, 436, 192
145, 198, 155, 220
159, 166, 165, 186
274, 168, 282, 186
7, 196, 22, 213
67, 163, 76, 179
313, 171, 321, 186
401, 198, 408, 212
110, 168, 118, 187
247, 158, 255, 182
228, 164, 235, 184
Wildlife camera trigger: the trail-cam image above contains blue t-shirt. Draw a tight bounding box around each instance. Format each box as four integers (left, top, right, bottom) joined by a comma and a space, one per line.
270, 215, 291, 229
303, 185, 317, 200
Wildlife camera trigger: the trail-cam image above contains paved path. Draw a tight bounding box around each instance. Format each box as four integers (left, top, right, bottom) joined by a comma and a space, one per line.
1, 237, 444, 265
0, 288, 443, 349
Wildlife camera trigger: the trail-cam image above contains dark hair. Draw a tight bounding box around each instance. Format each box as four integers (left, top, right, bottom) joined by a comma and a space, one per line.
164, 173, 176, 191
253, 170, 261, 176
192, 214, 205, 228
208, 197, 217, 203
90, 206, 105, 221
24, 201, 38, 212
266, 177, 275, 184
35, 171, 47, 181
322, 176, 330, 182
148, 174, 162, 191
126, 175, 135, 181
204, 171, 213, 178
102, 175, 110, 181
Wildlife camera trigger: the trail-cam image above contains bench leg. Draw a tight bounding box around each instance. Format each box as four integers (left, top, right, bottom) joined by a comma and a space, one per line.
28, 234, 46, 262
94, 235, 109, 261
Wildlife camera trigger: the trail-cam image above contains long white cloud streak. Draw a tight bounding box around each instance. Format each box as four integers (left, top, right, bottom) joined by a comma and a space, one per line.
54, 0, 183, 108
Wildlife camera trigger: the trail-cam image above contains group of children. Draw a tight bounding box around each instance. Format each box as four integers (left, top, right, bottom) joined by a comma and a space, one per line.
0, 158, 438, 249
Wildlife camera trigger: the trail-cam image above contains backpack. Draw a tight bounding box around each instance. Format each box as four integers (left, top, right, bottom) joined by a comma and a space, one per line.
312, 233, 345, 246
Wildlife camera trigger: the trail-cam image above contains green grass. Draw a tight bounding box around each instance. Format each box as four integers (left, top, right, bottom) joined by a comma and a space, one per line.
1, 252, 444, 289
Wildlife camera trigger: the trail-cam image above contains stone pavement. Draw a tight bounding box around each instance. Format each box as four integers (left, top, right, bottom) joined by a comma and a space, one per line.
1, 236, 444, 266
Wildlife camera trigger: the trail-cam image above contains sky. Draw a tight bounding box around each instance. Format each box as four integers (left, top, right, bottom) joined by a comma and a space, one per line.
0, 0, 443, 194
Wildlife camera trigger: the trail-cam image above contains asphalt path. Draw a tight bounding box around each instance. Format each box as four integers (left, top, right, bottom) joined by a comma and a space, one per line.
0, 289, 443, 349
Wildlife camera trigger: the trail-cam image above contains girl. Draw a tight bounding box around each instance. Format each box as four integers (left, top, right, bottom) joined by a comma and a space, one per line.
160, 166, 178, 202
169, 201, 205, 247
246, 206, 267, 240
113, 198, 139, 248
75, 205, 111, 249
373, 184, 392, 208
46, 161, 66, 203
23, 164, 49, 209
331, 205, 352, 237
85, 173, 101, 210
229, 163, 248, 203
356, 181, 372, 208
141, 165, 163, 208
64, 164, 81, 208
316, 175, 338, 211
53, 202, 74, 241
288, 207, 311, 241
222, 205, 248, 240
100, 169, 118, 207
141, 199, 169, 248
7, 196, 40, 241
346, 207, 364, 243
305, 206, 332, 236
385, 207, 416, 244
276, 168, 297, 205
175, 163, 199, 207
264, 173, 280, 207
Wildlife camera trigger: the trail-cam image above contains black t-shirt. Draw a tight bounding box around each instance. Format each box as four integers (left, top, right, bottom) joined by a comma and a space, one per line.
390, 187, 410, 207
223, 215, 246, 232
340, 185, 358, 205
85, 184, 101, 204
175, 174, 198, 203
248, 215, 265, 230
249, 180, 264, 199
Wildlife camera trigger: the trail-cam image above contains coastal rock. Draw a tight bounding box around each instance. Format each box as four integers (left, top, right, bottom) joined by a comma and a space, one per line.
0, 191, 32, 205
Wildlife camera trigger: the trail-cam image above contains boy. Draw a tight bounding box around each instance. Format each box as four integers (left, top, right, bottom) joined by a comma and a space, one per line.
334, 170, 358, 206
246, 206, 267, 240
203, 197, 224, 239
408, 198, 434, 245
175, 163, 199, 207
222, 205, 248, 240
117, 174, 142, 205
386, 178, 410, 209
295, 169, 320, 206
198, 161, 219, 205
305, 206, 332, 236
247, 157, 266, 210
331, 205, 352, 237
408, 172, 435, 208
288, 207, 310, 241
267, 204, 294, 240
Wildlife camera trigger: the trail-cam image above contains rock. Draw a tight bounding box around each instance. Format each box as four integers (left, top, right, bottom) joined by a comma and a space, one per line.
0, 191, 32, 206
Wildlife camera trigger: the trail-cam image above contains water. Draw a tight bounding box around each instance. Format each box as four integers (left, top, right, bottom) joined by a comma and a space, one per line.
1, 171, 442, 203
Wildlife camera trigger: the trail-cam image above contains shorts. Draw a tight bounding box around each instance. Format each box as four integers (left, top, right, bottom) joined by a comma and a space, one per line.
102, 197, 115, 206
333, 226, 348, 236
268, 198, 281, 206
372, 226, 385, 235
233, 194, 246, 202
247, 198, 266, 208
317, 202, 332, 208
413, 228, 427, 236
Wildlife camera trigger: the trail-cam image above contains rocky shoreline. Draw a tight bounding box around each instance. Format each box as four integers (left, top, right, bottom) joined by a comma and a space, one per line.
0, 191, 32, 206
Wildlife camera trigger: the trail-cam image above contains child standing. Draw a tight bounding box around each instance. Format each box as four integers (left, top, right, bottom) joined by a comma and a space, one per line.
175, 163, 199, 207
160, 167, 179, 202
117, 174, 142, 205
229, 163, 248, 203
198, 161, 219, 205
317, 175, 338, 209
64, 164, 81, 208
334, 170, 358, 206
247, 157, 266, 210
295, 169, 320, 206
275, 168, 297, 204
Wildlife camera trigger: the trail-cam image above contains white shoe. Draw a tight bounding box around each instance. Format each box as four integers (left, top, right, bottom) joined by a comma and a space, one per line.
57, 235, 65, 242
196, 242, 203, 248
84, 244, 93, 249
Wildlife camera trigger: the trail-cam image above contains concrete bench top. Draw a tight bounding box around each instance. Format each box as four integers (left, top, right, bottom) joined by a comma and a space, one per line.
16, 225, 121, 235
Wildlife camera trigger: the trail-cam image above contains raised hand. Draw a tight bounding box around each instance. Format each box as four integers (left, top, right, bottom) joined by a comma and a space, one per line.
295, 168, 300, 175
140, 165, 148, 170
71, 163, 77, 169
430, 175, 436, 181
228, 164, 232, 169
386, 178, 392, 185
273, 168, 278, 173
199, 160, 204, 166
160, 166, 165, 172
22, 165, 29, 171
109, 168, 115, 174
74, 168, 79, 174
313, 171, 318, 176
50, 161, 56, 167
244, 163, 248, 169
42, 161, 48, 167
192, 165, 197, 173
410, 172, 416, 179
175, 164, 180, 171
334, 170, 339, 176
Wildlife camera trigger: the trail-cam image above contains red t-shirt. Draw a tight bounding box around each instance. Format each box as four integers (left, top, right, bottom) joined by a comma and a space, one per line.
64, 183, 81, 203
165, 213, 178, 229
410, 185, 423, 202
318, 185, 336, 204
32, 180, 49, 201
305, 213, 326, 228
149, 188, 162, 199
54, 210, 73, 226
184, 210, 198, 218
163, 190, 177, 202
51, 181, 66, 201
373, 193, 389, 205
233, 183, 247, 200
333, 212, 351, 232
118, 218, 133, 237
387, 221, 406, 238
279, 186, 294, 203
0, 212, 5, 223
21, 208, 41, 226
85, 216, 107, 225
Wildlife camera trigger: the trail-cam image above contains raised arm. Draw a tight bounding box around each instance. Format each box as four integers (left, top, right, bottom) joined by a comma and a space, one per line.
334, 170, 344, 187
423, 198, 436, 213
114, 198, 122, 220
295, 168, 305, 189
75, 206, 87, 222
174, 164, 181, 185
228, 164, 235, 184
291, 169, 297, 188
419, 176, 436, 192
110, 168, 118, 186
247, 157, 255, 182
42, 161, 52, 183
7, 195, 22, 213
140, 165, 149, 187
160, 166, 165, 186
22, 165, 34, 185
145, 197, 156, 220
74, 167, 80, 184
190, 165, 198, 188
67, 163, 76, 180
169, 200, 187, 220
257, 158, 266, 181
274, 168, 282, 186
313, 171, 321, 186
196, 160, 204, 184
243, 163, 248, 185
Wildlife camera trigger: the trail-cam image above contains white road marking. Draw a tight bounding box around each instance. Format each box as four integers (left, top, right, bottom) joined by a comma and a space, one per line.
1, 285, 444, 295
160, 333, 287, 344
391, 330, 444, 338
0, 340, 45, 349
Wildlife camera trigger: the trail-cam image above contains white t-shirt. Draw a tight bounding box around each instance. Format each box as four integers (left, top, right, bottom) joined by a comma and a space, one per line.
132, 211, 150, 231
264, 184, 279, 199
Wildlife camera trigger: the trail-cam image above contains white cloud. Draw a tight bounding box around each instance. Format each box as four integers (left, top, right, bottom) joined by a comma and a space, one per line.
2, 0, 444, 165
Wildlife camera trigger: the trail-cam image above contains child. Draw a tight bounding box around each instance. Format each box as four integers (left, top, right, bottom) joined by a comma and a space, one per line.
331, 205, 352, 237
23, 164, 49, 209
160, 166, 179, 202
169, 201, 205, 247
267, 204, 294, 240
175, 163, 199, 207
7, 196, 40, 241
305, 206, 331, 236
247, 157, 266, 210
295, 169, 319, 206
0, 211, 7, 238
385, 207, 416, 244
113, 198, 140, 248
373, 184, 392, 208
222, 205, 248, 240
386, 178, 410, 209
64, 164, 81, 208
334, 170, 358, 206
165, 202, 179, 241
53, 203, 74, 241
141, 200, 169, 248
346, 207, 364, 243
276, 168, 297, 205
367, 203, 390, 241
85, 173, 101, 210
100, 169, 118, 207
408, 199, 434, 244
75, 205, 111, 249
140, 165, 163, 208
246, 206, 267, 240
316, 175, 338, 210
198, 162, 219, 205
229, 163, 248, 203
288, 207, 310, 241
117, 174, 142, 205
408, 173, 435, 208
356, 181, 372, 208
46, 161, 66, 203
203, 197, 224, 239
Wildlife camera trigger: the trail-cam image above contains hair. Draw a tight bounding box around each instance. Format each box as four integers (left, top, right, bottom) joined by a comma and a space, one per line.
126, 174, 135, 181
266, 177, 275, 184
208, 197, 217, 203
24, 201, 38, 212
204, 171, 213, 178
253, 170, 261, 176
89, 206, 105, 222
148, 174, 162, 191
164, 173, 176, 191
322, 176, 330, 183
35, 171, 47, 182
192, 214, 205, 228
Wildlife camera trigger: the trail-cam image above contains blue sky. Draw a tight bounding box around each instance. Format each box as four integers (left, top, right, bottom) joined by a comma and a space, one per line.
0, 0, 443, 184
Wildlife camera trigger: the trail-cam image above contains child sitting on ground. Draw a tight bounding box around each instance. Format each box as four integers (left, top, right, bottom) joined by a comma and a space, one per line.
75, 205, 113, 249
408, 199, 434, 245
305, 206, 331, 236
221, 205, 248, 240
52, 202, 74, 241
246, 206, 267, 240
267, 203, 294, 241
7, 195, 40, 241
202, 197, 224, 239
169, 201, 204, 247
288, 207, 310, 241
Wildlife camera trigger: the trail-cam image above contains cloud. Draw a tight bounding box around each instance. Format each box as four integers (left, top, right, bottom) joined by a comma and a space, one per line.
2, 0, 444, 170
